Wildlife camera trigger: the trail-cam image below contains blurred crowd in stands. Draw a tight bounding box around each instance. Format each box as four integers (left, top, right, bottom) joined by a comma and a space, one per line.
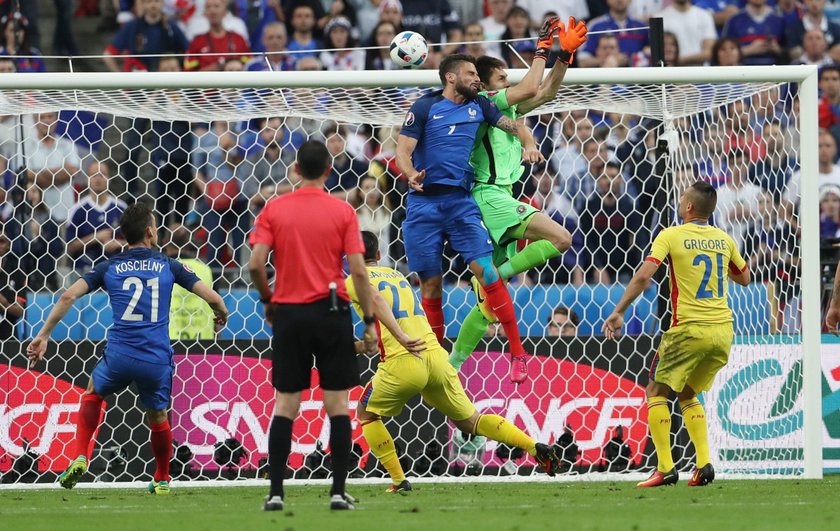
2, 0, 837, 337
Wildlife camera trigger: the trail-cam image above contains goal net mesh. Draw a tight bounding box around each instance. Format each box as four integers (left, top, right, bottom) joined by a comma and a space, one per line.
0, 76, 806, 484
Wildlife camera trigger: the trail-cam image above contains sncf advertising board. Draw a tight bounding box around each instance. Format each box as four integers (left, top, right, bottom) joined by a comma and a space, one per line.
4, 337, 838, 477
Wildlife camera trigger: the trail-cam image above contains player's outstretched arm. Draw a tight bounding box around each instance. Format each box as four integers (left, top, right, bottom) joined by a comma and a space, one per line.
348, 252, 380, 355
27, 279, 91, 368
518, 17, 587, 115
191, 280, 228, 328
502, 16, 556, 106
516, 61, 567, 116
496, 116, 543, 163
396, 134, 425, 192
602, 260, 659, 340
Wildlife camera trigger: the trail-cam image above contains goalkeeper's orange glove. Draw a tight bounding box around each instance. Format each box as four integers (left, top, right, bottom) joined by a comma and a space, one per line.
556, 16, 588, 65
534, 16, 560, 61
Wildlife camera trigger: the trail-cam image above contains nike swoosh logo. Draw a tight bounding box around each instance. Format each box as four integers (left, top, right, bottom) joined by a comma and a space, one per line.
432, 115, 444, 119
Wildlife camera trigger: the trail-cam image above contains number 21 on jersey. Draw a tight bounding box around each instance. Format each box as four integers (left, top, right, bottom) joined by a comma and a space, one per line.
693, 252, 724, 299
121, 276, 160, 322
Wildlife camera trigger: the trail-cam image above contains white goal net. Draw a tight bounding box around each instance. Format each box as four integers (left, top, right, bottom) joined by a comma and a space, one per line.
0, 68, 822, 485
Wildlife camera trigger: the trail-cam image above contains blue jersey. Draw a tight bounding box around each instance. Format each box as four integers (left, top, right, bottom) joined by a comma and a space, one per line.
399, 90, 503, 191
722, 10, 785, 65
580, 14, 648, 59
65, 196, 126, 271
82, 248, 200, 364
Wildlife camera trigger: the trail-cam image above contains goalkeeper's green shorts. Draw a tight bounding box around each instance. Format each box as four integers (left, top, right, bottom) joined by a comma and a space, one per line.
472, 183, 539, 266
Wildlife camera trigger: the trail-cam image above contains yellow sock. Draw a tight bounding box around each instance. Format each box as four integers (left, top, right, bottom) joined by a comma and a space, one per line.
361, 419, 405, 484
680, 398, 711, 468
647, 396, 675, 472
473, 414, 537, 457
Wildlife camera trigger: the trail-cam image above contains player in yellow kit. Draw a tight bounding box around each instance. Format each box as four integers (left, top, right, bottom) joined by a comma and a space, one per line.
602, 181, 751, 488
346, 231, 560, 492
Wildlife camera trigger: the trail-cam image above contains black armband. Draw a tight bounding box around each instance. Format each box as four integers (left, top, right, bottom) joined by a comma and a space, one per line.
363, 315, 376, 325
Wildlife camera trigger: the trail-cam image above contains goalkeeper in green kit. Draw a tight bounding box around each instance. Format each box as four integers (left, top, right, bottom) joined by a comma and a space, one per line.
449, 17, 589, 376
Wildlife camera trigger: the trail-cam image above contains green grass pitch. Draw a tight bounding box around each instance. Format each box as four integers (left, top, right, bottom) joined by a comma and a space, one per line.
2, 478, 839, 531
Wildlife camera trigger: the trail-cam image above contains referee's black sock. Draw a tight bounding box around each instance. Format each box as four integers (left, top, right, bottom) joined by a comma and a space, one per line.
268, 415, 293, 498
329, 415, 352, 496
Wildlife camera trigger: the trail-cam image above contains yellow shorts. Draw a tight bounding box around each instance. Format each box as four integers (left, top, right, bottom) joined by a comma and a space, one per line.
359, 347, 476, 421
650, 322, 734, 393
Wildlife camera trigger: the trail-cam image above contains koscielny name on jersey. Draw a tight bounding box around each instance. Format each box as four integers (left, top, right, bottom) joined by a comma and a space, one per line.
113, 260, 166, 274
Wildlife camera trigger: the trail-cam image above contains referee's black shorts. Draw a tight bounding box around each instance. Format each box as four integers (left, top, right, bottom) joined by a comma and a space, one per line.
271, 297, 360, 393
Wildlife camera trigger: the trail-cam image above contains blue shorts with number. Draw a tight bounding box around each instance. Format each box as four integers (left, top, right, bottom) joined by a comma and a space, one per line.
92, 353, 174, 411
402, 188, 494, 279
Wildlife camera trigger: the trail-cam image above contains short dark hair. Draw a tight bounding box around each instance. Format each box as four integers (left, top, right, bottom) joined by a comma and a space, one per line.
291, 3, 314, 16
476, 55, 505, 85
686, 180, 717, 218
506, 6, 529, 20
821, 65, 840, 81
296, 140, 330, 180
120, 202, 155, 245
361, 230, 379, 261
439, 53, 476, 85
552, 306, 579, 326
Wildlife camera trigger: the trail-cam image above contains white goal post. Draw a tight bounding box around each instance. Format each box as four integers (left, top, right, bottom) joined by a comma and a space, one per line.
0, 65, 822, 483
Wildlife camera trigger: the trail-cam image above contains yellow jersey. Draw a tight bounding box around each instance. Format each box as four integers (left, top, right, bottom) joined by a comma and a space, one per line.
646, 223, 747, 327
345, 265, 440, 360
169, 257, 215, 340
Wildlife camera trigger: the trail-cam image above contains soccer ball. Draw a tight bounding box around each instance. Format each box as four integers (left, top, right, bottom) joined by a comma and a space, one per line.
389, 31, 428, 69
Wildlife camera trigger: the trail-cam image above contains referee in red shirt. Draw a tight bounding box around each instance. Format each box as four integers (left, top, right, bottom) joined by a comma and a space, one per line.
248, 140, 378, 512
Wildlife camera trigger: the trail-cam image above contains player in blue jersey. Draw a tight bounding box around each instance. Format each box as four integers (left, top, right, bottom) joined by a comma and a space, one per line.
27, 203, 228, 495
396, 53, 543, 384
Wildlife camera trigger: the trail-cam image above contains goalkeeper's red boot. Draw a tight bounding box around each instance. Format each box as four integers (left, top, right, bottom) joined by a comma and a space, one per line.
534, 443, 560, 477
636, 468, 679, 488
509, 354, 528, 384
687, 463, 715, 487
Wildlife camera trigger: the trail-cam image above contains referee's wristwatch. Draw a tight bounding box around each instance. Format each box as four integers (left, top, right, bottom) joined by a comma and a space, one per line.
363, 315, 376, 325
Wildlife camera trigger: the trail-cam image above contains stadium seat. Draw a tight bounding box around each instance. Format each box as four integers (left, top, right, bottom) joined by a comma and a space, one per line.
219, 290, 272, 340
730, 282, 770, 335
20, 284, 752, 341
23, 293, 89, 341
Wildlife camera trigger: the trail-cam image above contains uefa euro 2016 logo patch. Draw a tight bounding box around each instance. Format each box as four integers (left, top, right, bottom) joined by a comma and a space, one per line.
404, 112, 414, 126
517, 205, 527, 214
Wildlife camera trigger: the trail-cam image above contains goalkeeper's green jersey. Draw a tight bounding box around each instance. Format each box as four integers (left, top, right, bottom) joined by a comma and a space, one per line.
470, 88, 524, 186
168, 257, 215, 340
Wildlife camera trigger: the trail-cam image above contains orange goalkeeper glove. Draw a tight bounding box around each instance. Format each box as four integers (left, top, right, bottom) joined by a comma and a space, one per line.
556, 16, 588, 65
534, 16, 560, 61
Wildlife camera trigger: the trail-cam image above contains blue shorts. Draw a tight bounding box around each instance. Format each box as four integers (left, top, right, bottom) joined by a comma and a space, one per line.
403, 189, 494, 279
92, 353, 174, 411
